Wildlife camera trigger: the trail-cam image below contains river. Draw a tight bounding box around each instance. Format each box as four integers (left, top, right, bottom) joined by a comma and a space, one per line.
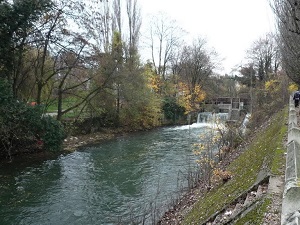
0, 114, 227, 225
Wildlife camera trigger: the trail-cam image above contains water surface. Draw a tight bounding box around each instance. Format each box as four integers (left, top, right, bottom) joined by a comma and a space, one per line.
0, 122, 219, 224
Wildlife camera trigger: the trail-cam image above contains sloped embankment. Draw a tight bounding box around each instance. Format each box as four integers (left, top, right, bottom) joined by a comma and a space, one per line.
182, 108, 287, 224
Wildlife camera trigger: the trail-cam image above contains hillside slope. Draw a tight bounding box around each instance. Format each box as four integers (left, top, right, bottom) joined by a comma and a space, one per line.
179, 108, 287, 224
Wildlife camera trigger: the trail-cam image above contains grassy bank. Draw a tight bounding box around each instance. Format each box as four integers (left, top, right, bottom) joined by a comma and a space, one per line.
182, 108, 287, 224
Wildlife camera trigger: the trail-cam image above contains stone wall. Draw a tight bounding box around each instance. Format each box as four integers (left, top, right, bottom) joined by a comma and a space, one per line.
282, 97, 300, 225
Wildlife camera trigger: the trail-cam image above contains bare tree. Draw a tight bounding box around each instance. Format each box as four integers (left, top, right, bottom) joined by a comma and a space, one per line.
246, 33, 280, 81
125, 0, 142, 65
178, 38, 217, 93
27, 0, 117, 120
77, 0, 115, 53
147, 13, 184, 80
271, 0, 300, 84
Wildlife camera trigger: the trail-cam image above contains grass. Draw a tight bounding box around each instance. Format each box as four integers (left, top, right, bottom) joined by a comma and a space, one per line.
46, 102, 58, 112
234, 198, 272, 225
182, 108, 288, 224
45, 97, 88, 119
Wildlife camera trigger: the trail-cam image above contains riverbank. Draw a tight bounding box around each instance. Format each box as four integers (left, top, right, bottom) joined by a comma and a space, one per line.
63, 128, 120, 152
0, 126, 157, 164
62, 126, 164, 151
157, 108, 287, 224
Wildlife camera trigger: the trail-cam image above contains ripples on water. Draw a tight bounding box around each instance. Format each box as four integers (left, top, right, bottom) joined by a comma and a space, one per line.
0, 116, 226, 225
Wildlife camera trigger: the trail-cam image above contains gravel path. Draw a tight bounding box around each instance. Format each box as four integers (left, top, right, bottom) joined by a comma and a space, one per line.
262, 175, 284, 225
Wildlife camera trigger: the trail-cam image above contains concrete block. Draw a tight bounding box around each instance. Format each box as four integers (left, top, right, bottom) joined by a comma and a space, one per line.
282, 107, 300, 225
280, 101, 300, 224
289, 120, 297, 131
289, 108, 298, 130
285, 142, 297, 185
288, 128, 300, 144
290, 105, 296, 112
282, 190, 300, 225
289, 107, 297, 116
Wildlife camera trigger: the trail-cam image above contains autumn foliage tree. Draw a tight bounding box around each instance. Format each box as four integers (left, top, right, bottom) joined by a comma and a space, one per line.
177, 82, 206, 114
175, 38, 216, 114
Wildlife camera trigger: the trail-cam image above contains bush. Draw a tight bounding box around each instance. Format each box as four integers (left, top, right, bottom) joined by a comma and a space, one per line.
249, 80, 288, 130
40, 116, 65, 151
162, 97, 185, 123
0, 79, 65, 158
63, 113, 118, 136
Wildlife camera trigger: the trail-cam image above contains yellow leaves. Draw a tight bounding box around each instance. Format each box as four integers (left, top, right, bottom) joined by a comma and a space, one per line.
194, 143, 206, 151
149, 75, 161, 93
193, 144, 206, 156
265, 79, 279, 92
194, 142, 215, 167
193, 85, 206, 103
143, 65, 161, 93
177, 82, 206, 114
212, 168, 232, 183
212, 134, 221, 143
289, 83, 298, 93
196, 157, 214, 166
195, 159, 201, 164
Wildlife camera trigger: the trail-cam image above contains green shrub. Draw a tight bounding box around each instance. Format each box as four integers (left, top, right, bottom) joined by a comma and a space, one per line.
162, 97, 185, 123
0, 78, 65, 158
40, 116, 65, 151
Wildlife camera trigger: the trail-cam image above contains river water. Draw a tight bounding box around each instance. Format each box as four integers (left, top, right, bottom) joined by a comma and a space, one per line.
0, 115, 226, 225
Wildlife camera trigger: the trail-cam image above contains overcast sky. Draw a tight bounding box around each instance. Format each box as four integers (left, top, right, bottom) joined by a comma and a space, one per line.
138, 0, 276, 74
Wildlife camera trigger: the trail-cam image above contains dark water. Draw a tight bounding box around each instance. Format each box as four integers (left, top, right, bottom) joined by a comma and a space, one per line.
0, 122, 219, 225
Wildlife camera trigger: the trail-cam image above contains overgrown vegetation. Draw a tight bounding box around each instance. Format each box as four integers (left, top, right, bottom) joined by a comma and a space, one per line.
234, 198, 272, 225
0, 79, 65, 159
182, 108, 287, 224
162, 97, 185, 124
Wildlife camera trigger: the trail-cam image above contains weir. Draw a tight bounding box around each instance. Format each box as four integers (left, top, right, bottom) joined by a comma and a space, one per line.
201, 97, 250, 122
240, 113, 251, 135
197, 112, 229, 124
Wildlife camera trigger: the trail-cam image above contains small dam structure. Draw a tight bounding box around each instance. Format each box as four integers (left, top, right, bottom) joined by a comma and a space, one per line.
197, 112, 229, 124
202, 97, 250, 122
